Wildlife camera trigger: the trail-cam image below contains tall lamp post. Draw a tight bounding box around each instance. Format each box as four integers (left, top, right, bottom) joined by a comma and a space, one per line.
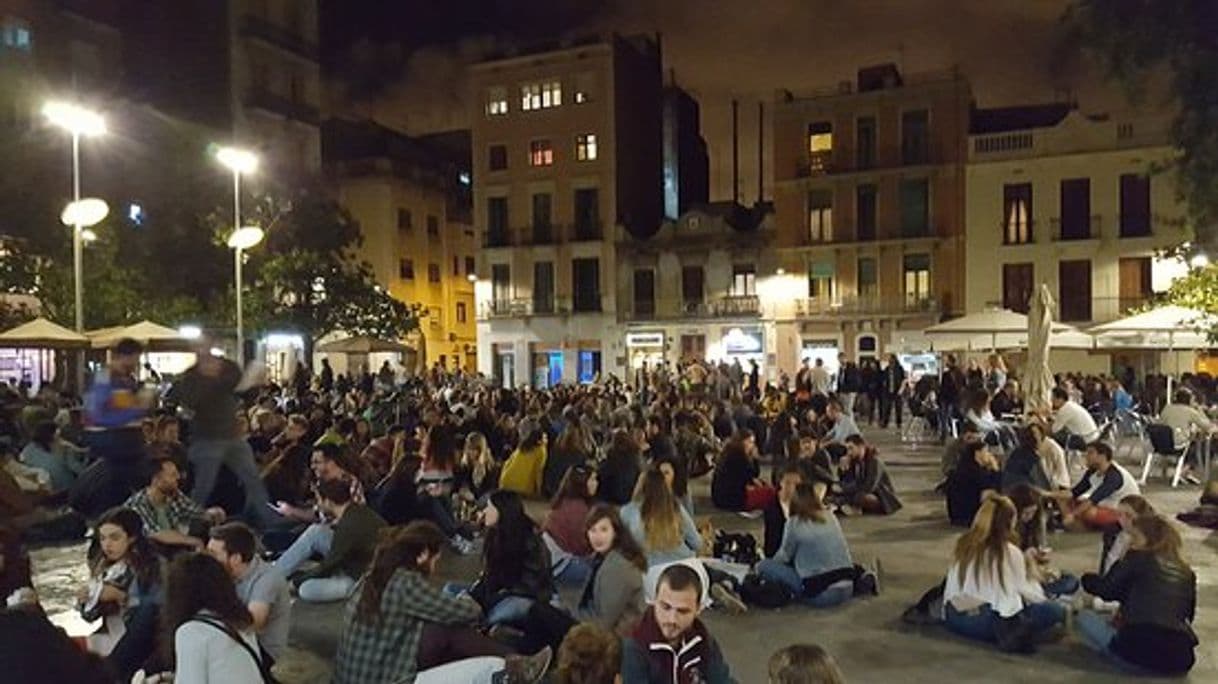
44, 101, 106, 389
214, 147, 259, 366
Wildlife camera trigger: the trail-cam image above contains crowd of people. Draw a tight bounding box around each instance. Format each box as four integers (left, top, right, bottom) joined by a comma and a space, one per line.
0, 343, 1209, 682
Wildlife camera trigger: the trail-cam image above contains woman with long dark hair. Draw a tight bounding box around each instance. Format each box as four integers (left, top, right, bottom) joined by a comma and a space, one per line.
596, 428, 643, 506
160, 552, 265, 683
469, 490, 554, 627
543, 465, 598, 584
334, 522, 550, 684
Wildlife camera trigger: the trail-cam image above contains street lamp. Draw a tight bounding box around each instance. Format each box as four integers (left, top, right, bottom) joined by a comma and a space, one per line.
215, 146, 260, 365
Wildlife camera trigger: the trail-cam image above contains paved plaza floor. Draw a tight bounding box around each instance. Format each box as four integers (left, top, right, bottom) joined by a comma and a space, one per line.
32, 424, 1217, 683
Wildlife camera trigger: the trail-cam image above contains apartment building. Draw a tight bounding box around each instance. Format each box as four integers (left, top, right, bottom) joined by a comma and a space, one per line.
769, 64, 971, 376
965, 105, 1190, 372
324, 119, 476, 371
469, 35, 664, 387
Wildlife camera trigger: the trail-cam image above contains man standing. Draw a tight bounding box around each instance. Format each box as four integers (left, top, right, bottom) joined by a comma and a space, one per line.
78, 338, 153, 516
622, 561, 736, 683
275, 478, 385, 602
836, 354, 861, 417
207, 522, 292, 663
168, 351, 279, 529
809, 358, 832, 395
124, 448, 225, 551
880, 354, 907, 430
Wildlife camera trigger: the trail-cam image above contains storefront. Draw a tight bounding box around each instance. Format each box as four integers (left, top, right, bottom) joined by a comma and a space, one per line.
714, 325, 765, 368
625, 331, 665, 371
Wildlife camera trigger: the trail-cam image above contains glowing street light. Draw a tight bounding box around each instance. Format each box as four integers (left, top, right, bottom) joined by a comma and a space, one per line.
1190, 253, 1210, 269
42, 101, 106, 138
60, 198, 109, 229
214, 145, 260, 366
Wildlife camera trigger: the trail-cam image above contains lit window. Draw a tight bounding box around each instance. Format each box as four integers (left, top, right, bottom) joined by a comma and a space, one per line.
2, 19, 32, 51
521, 80, 561, 111
576, 133, 597, 161
903, 254, 931, 306
486, 86, 508, 116
807, 121, 832, 172
530, 140, 554, 167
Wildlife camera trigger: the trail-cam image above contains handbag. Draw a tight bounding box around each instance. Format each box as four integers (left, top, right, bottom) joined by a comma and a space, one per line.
190, 616, 278, 683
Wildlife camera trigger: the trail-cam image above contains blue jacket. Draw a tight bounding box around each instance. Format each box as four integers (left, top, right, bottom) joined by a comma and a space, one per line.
772, 514, 853, 578
84, 368, 147, 429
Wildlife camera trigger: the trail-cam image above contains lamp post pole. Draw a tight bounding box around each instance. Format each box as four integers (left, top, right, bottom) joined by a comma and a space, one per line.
232, 168, 245, 366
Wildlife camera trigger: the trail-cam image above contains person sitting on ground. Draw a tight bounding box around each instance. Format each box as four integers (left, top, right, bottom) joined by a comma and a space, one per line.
786, 428, 837, 489
275, 478, 386, 603
764, 465, 804, 558
767, 643, 847, 684
620, 467, 702, 568
467, 490, 554, 627
1047, 441, 1140, 530
833, 435, 901, 515
1099, 494, 1155, 575
597, 428, 644, 506
500, 420, 548, 499
454, 431, 501, 503
0, 523, 32, 601
332, 521, 551, 684
260, 414, 313, 505
271, 443, 367, 524
542, 420, 593, 499
939, 422, 982, 487
1077, 514, 1198, 676
1006, 485, 1078, 597
1028, 421, 1070, 491
205, 522, 291, 663
621, 561, 736, 683
543, 465, 598, 584
1000, 428, 1053, 494
551, 623, 622, 684
1157, 387, 1216, 485
945, 442, 1002, 527
711, 430, 775, 512
19, 420, 87, 492
80, 507, 164, 682
1049, 386, 1100, 447
942, 494, 1065, 654
158, 552, 268, 683
756, 483, 878, 607
964, 390, 1015, 452
654, 453, 694, 514
820, 399, 860, 446
414, 425, 476, 555
124, 447, 226, 553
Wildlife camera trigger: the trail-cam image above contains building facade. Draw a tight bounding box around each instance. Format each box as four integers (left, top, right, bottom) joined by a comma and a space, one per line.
965, 106, 1191, 372
324, 120, 477, 371
469, 35, 664, 387
769, 64, 972, 377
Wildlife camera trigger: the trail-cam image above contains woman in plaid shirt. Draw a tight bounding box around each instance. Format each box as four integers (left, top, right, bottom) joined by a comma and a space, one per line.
333, 521, 551, 684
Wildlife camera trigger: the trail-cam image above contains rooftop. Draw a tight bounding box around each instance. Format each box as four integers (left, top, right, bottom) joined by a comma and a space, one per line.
970, 102, 1073, 134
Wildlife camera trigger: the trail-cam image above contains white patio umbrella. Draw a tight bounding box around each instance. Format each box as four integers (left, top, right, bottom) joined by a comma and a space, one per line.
1090, 304, 1214, 395
925, 308, 1093, 351
1025, 285, 1057, 413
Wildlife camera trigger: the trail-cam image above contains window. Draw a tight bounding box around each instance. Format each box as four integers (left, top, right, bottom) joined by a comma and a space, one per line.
576, 134, 598, 161
578, 351, 601, 384
426, 215, 439, 237
1059, 259, 1093, 322
465, 256, 476, 276
428, 263, 441, 283
399, 258, 414, 280
486, 197, 509, 246
731, 264, 756, 297
1003, 183, 1033, 244
1003, 263, 1034, 314
531, 193, 552, 243
808, 261, 834, 301
1118, 257, 1153, 313
900, 179, 929, 237
521, 80, 562, 111
1059, 178, 1092, 240
807, 190, 833, 243
486, 86, 508, 116
456, 302, 467, 323
491, 264, 511, 308
1119, 173, 1151, 237
857, 257, 878, 300
452, 256, 459, 276
633, 269, 655, 316
856, 116, 876, 170
573, 258, 601, 312
488, 144, 508, 171
807, 121, 832, 172
682, 266, 704, 307
397, 208, 413, 230
529, 139, 554, 166
574, 188, 600, 240
2, 18, 32, 51
901, 109, 929, 164
533, 262, 554, 313
856, 184, 877, 241
903, 254, 931, 306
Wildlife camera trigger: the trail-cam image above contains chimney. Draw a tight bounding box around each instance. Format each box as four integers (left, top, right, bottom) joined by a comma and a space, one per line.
757, 100, 764, 204
731, 99, 739, 204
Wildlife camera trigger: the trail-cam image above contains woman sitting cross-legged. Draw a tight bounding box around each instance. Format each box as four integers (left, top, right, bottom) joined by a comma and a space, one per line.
332, 521, 552, 684
942, 494, 1066, 653
543, 465, 598, 585
463, 490, 554, 628
755, 483, 878, 607
1077, 514, 1198, 676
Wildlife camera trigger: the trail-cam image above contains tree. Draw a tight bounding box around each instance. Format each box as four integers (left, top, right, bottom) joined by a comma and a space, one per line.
1067, 0, 1218, 245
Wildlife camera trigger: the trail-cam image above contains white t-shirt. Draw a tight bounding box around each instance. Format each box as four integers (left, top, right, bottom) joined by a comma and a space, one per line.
174, 614, 263, 684
944, 542, 1046, 618
1051, 401, 1099, 442
1158, 403, 1215, 450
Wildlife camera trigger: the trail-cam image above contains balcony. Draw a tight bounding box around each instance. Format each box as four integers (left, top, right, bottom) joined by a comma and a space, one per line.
623, 296, 760, 321
526, 224, 556, 246
479, 295, 604, 320
483, 230, 511, 248
796, 151, 834, 177
1118, 213, 1153, 238
244, 87, 320, 125
1049, 215, 1102, 242
242, 15, 319, 60
795, 295, 940, 317
709, 294, 761, 317
573, 221, 603, 242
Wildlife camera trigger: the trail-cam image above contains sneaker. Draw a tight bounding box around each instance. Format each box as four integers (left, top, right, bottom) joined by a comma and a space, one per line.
451, 535, 477, 556
710, 582, 748, 615
736, 510, 764, 519
854, 573, 878, 597
494, 646, 552, 684
901, 605, 938, 626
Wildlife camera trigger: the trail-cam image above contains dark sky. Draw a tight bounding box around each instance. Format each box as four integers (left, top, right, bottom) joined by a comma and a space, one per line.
322, 0, 1131, 202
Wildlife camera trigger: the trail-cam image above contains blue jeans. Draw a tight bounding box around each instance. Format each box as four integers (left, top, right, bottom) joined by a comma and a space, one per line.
189, 438, 279, 528
1043, 573, 1079, 597
1075, 611, 1146, 671
297, 573, 356, 603
755, 559, 853, 608
275, 522, 332, 576
944, 601, 1065, 643
442, 583, 537, 626
554, 556, 592, 586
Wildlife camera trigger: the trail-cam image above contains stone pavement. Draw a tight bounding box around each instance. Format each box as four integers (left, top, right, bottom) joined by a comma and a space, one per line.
32, 424, 1217, 683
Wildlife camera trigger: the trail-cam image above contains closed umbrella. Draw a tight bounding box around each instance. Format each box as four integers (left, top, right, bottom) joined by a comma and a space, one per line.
1025, 284, 1057, 414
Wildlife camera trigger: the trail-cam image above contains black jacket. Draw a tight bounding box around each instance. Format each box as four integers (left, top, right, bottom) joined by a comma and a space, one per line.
762, 499, 786, 558
711, 454, 759, 511
1082, 551, 1197, 675
598, 450, 642, 506
946, 457, 1000, 526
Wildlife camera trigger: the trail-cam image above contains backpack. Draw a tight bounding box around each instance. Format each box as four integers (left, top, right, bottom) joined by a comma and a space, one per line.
712, 530, 760, 565
739, 573, 795, 608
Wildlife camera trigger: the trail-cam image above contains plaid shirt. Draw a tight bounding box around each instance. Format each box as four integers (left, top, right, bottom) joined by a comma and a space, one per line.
333, 568, 482, 684
123, 487, 206, 535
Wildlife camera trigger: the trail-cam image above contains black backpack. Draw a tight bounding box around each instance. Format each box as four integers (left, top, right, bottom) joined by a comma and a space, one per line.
712, 530, 760, 565
739, 573, 795, 609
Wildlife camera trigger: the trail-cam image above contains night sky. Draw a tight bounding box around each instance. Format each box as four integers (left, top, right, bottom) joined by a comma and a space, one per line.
322, 0, 1136, 203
